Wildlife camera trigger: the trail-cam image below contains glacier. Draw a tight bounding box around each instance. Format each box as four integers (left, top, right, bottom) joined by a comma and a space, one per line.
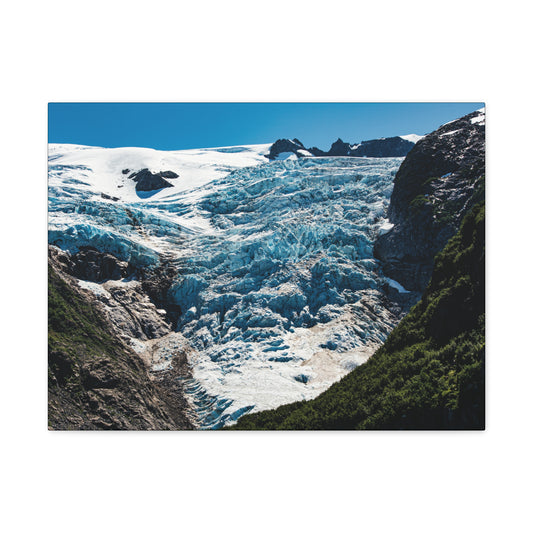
49, 143, 405, 428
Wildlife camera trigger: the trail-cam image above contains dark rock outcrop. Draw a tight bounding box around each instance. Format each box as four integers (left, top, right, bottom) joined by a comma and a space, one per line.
313, 136, 415, 158
69, 246, 134, 282
308, 146, 327, 156
51, 246, 179, 340
159, 170, 180, 180
266, 138, 307, 160
266, 136, 417, 160
327, 138, 352, 156
101, 193, 119, 201
374, 109, 485, 292
128, 168, 178, 192
139, 262, 182, 328
350, 136, 415, 157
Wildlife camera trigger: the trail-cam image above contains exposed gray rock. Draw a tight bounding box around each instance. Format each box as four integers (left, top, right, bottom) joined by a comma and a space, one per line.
97, 280, 173, 341
70, 246, 134, 282
48, 248, 194, 430
308, 146, 327, 156
266, 136, 416, 159
374, 109, 485, 292
139, 262, 182, 327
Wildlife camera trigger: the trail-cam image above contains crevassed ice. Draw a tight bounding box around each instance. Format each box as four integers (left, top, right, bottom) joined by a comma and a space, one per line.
49, 153, 404, 428
166, 157, 403, 428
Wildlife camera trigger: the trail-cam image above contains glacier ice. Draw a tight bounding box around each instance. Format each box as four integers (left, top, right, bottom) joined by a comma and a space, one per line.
49, 145, 405, 428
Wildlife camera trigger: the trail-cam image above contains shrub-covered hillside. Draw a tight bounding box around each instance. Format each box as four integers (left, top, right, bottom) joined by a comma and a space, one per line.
233, 203, 485, 430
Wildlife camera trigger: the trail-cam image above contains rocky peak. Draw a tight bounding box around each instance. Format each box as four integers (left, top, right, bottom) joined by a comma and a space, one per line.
328, 138, 352, 156
350, 136, 415, 157
308, 146, 327, 156
374, 108, 485, 292
266, 135, 417, 160
266, 138, 306, 160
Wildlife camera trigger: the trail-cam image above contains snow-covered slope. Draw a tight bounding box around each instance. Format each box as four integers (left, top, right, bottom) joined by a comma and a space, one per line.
49, 143, 271, 202
48, 143, 270, 264
400, 133, 425, 144
470, 107, 486, 125
49, 143, 405, 428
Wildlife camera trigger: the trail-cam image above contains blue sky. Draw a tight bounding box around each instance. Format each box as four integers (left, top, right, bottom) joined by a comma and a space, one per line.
48, 103, 483, 151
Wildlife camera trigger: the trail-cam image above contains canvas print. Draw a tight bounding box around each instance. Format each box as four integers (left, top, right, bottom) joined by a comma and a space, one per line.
48, 102, 485, 430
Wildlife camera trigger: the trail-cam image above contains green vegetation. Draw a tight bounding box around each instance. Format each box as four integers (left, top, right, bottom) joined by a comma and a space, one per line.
49, 266, 124, 362
232, 203, 485, 430
422, 176, 440, 187
469, 175, 485, 207
409, 194, 431, 212
48, 265, 130, 396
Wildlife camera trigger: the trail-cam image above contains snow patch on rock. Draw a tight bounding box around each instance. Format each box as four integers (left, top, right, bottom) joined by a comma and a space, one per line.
400, 134, 425, 144
384, 276, 410, 293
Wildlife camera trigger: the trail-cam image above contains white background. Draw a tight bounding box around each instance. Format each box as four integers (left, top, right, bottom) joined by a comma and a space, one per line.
1, 1, 531, 532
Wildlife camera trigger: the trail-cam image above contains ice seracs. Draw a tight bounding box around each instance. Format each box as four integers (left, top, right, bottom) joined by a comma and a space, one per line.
49, 143, 407, 428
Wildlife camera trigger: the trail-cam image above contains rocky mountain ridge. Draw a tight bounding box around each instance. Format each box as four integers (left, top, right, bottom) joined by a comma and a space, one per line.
267, 135, 418, 160
374, 108, 485, 292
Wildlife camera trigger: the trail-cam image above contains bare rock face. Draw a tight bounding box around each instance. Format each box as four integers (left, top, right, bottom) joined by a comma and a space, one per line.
51, 246, 182, 341
91, 280, 173, 341
266, 136, 416, 159
350, 137, 415, 157
70, 246, 134, 282
374, 109, 485, 292
266, 138, 307, 160
308, 146, 327, 156
127, 168, 178, 192
139, 262, 182, 327
327, 138, 352, 156
48, 247, 194, 430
